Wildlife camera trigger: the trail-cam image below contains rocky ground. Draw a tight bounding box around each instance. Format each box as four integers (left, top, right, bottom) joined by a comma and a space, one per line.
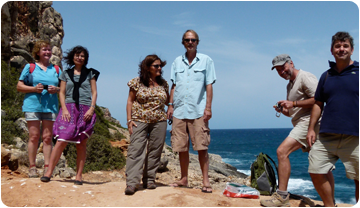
1, 163, 353, 207
1, 109, 353, 207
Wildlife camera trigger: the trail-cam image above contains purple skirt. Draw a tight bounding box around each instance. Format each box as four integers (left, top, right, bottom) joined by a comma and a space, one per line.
53, 103, 96, 143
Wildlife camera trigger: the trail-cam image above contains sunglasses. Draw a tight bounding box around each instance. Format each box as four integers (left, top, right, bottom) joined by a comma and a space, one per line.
151, 65, 162, 68
184, 39, 197, 43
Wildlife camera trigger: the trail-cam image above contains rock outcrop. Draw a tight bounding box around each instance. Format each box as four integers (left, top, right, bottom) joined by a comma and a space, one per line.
1, 1, 64, 69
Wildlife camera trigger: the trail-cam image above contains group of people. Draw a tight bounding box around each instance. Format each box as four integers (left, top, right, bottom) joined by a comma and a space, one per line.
124, 29, 216, 195
261, 31, 358, 207
17, 40, 99, 185
17, 30, 358, 207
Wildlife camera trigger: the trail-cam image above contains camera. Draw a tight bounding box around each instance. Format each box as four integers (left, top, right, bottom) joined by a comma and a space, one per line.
43, 85, 48, 90
275, 103, 283, 118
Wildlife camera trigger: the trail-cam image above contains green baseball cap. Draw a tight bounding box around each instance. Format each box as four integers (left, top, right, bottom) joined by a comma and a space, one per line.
271, 54, 291, 70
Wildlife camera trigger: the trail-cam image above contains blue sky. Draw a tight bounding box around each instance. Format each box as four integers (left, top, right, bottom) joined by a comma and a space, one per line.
52, 1, 359, 130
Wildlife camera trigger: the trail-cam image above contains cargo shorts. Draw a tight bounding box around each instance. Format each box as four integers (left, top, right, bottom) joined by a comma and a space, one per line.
170, 116, 210, 152
308, 133, 359, 181
289, 121, 320, 152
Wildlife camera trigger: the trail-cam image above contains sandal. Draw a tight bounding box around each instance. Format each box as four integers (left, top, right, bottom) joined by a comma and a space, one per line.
201, 186, 212, 193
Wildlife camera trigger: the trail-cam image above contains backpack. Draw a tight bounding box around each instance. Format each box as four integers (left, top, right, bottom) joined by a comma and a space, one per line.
23, 63, 60, 86
250, 152, 278, 195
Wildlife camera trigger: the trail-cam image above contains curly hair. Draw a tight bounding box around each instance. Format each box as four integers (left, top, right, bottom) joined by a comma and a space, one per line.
331, 31, 354, 49
32, 40, 51, 61
138, 54, 166, 87
63, 45, 89, 68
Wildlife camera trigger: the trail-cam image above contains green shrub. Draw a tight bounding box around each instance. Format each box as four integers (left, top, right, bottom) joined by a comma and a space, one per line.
1, 61, 25, 144
111, 130, 125, 141
63, 134, 126, 173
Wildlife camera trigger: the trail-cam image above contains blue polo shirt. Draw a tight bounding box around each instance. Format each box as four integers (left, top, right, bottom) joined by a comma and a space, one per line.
170, 53, 216, 119
315, 61, 359, 136
19, 63, 61, 113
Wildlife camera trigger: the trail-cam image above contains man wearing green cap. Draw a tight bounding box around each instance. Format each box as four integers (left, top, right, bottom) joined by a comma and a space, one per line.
260, 54, 327, 207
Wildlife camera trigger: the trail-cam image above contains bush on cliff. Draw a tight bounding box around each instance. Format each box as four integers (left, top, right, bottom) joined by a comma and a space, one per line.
1, 61, 26, 144
63, 134, 126, 172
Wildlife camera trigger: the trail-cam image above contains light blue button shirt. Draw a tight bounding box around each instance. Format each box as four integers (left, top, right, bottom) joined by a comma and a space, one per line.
170, 53, 216, 119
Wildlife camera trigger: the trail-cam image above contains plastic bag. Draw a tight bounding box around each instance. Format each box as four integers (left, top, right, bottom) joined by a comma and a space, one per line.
223, 182, 260, 199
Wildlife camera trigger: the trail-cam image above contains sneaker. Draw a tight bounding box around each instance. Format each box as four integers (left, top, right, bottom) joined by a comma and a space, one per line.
28, 166, 39, 178
260, 192, 290, 207
124, 185, 137, 195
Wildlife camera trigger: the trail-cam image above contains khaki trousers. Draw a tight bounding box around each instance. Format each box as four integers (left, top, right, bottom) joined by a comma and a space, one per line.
125, 121, 167, 187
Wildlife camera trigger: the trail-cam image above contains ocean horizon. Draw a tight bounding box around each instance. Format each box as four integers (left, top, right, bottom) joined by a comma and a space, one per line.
165, 128, 357, 205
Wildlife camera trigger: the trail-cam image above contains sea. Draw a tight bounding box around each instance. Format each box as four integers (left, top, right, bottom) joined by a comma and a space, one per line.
165, 128, 357, 205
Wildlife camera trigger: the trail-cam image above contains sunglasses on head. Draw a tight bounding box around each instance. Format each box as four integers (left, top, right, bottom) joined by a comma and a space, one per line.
151, 65, 162, 68
184, 39, 197, 43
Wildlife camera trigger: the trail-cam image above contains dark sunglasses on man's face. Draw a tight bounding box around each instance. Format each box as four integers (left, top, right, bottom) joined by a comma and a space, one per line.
151, 65, 162, 68
184, 39, 197, 43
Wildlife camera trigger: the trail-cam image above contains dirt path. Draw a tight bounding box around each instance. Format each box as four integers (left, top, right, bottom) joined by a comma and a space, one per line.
1, 169, 352, 207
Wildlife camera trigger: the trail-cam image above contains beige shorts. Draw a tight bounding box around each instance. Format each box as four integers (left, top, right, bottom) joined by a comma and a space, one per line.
308, 133, 359, 180
289, 122, 320, 152
170, 117, 210, 152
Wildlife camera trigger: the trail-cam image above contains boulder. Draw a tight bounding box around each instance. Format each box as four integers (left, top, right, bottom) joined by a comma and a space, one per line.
2, 1, 64, 68
1, 146, 11, 166
8, 155, 19, 171
10, 148, 28, 166
35, 153, 45, 168
10, 55, 28, 69
14, 137, 26, 150
157, 155, 168, 172
15, 118, 28, 134
59, 167, 76, 178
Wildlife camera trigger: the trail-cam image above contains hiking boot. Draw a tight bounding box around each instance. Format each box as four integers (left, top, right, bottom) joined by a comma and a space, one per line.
28, 166, 39, 178
260, 192, 290, 207
124, 185, 137, 195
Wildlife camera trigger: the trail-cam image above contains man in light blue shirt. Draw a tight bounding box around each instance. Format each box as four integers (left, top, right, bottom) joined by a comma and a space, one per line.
167, 30, 216, 193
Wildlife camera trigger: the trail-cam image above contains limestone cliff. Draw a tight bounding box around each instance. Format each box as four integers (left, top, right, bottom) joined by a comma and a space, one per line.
1, 1, 64, 70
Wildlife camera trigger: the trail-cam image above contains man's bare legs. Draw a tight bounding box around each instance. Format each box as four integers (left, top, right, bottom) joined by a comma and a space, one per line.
277, 137, 302, 192
310, 173, 335, 207
198, 149, 211, 192
170, 151, 189, 187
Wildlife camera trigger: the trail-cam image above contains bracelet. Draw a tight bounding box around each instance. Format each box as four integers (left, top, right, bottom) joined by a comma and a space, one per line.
205, 108, 211, 112
168, 103, 173, 106
90, 105, 95, 108
293, 101, 296, 107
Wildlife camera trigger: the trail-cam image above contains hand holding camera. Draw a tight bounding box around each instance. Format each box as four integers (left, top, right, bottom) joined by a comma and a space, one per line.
274, 102, 283, 117
34, 83, 44, 93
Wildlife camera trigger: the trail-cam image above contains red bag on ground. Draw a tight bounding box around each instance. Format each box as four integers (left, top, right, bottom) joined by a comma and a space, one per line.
223, 182, 260, 199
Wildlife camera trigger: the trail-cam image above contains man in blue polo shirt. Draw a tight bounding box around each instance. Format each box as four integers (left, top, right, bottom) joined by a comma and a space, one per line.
307, 31, 359, 206
167, 29, 216, 193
